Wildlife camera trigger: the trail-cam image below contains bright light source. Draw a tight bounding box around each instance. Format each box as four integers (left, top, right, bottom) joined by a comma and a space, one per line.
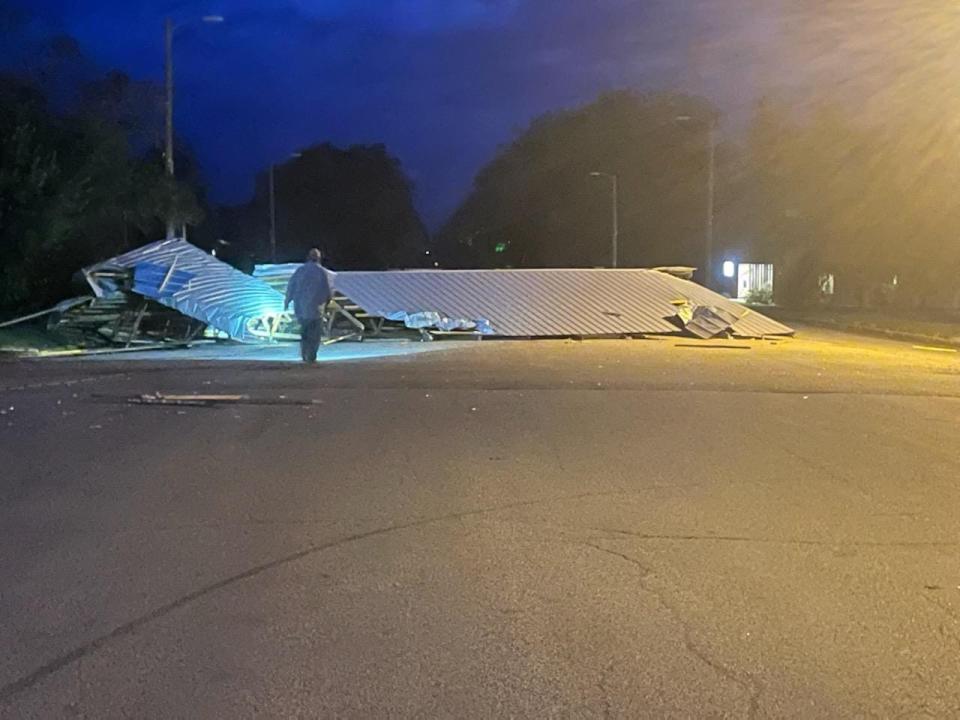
425, 250, 431, 255
494, 242, 508, 253
202, 15, 225, 23
722, 260, 735, 278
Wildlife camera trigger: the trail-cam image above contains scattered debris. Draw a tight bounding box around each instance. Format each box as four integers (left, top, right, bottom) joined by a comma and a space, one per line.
123, 393, 323, 408
912, 345, 958, 354
672, 299, 695, 328
385, 310, 485, 333
131, 393, 249, 406
681, 305, 743, 339
0, 297, 93, 329
36, 340, 203, 358
652, 266, 697, 280
673, 344, 752, 350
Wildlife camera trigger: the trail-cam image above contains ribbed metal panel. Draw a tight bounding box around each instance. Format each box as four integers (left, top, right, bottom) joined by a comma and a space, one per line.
663, 274, 793, 338
256, 264, 793, 338
87, 240, 286, 343
252, 263, 301, 294
84, 240, 792, 342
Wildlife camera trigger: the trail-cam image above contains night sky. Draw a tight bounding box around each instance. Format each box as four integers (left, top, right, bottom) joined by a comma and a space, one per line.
3, 0, 787, 227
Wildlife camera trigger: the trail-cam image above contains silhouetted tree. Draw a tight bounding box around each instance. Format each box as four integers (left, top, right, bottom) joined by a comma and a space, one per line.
0, 61, 203, 313
436, 91, 721, 277
225, 143, 428, 269
77, 70, 164, 153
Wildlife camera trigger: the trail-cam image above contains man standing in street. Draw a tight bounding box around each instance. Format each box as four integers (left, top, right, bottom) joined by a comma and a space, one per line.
285, 248, 332, 364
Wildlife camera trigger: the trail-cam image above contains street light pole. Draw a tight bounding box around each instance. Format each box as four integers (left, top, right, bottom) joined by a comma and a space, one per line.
164, 17, 175, 240
589, 171, 619, 268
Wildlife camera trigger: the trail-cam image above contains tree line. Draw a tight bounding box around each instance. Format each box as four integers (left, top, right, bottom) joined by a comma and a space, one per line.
207, 143, 429, 272
0, 45, 204, 313
437, 91, 719, 273
0, 31, 430, 315
441, 90, 960, 310
3, 35, 959, 315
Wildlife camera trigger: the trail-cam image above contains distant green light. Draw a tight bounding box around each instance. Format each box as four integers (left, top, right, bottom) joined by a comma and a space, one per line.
494, 242, 508, 254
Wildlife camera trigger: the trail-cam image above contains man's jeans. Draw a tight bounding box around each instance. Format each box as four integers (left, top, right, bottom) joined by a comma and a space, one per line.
299, 318, 322, 363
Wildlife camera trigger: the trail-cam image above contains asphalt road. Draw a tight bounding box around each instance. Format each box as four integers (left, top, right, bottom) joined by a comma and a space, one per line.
1, 328, 959, 718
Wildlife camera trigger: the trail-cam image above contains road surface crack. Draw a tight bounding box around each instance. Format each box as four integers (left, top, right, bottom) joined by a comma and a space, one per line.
579, 540, 762, 719
586, 526, 960, 549
0, 488, 654, 704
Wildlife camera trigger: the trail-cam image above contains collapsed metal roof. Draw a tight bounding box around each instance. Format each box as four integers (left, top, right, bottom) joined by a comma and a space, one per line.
86, 239, 285, 343
327, 268, 792, 337
82, 239, 791, 343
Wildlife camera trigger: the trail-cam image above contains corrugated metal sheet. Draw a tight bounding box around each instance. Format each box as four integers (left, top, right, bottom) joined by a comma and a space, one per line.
252, 263, 301, 294
87, 240, 285, 343
684, 305, 742, 339
82, 240, 791, 343
662, 274, 793, 338
256, 264, 793, 338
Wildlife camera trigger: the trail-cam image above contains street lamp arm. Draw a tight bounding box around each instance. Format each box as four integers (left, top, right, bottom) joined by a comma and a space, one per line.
170, 14, 225, 33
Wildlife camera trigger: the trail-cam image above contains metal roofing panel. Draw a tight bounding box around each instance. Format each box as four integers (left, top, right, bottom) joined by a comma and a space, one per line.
84, 240, 792, 343
87, 239, 285, 343
660, 274, 793, 338
252, 263, 301, 294
254, 265, 792, 338
332, 269, 671, 336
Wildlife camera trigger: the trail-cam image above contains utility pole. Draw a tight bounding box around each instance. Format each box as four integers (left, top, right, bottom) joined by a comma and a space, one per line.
610, 173, 619, 269
164, 17, 175, 240
268, 153, 301, 263
163, 15, 223, 241
269, 164, 277, 263
676, 115, 718, 287
589, 171, 619, 268
705, 120, 716, 288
